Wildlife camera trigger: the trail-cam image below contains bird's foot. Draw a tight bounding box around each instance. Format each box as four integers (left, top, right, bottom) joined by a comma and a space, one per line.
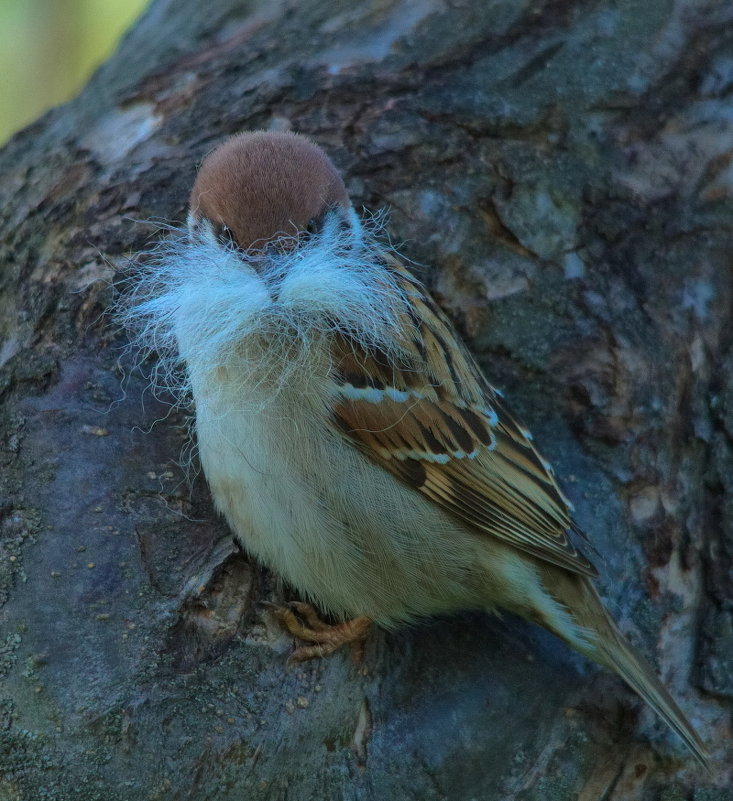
273, 601, 372, 662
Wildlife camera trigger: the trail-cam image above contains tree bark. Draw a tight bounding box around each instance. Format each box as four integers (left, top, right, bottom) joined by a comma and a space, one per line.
1, 0, 732, 798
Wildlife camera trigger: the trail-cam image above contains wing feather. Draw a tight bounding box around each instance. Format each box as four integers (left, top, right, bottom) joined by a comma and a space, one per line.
330, 253, 597, 577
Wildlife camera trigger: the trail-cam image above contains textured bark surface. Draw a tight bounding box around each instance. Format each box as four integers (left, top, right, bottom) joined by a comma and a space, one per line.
1, 0, 732, 798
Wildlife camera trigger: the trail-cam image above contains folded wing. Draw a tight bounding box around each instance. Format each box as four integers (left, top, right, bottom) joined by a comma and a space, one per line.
330, 254, 596, 578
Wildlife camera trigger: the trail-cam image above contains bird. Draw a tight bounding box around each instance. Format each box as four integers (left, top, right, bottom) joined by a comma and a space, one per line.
122, 129, 709, 766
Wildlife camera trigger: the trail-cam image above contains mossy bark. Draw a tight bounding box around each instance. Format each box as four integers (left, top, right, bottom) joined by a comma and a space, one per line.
1, 0, 732, 798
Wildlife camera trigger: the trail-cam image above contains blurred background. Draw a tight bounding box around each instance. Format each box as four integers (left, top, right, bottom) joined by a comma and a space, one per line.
0, 0, 148, 145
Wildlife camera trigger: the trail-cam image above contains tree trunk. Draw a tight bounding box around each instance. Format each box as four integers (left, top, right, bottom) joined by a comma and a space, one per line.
1, 1, 731, 798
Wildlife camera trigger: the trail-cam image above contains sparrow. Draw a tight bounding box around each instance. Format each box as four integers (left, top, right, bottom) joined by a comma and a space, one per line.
120, 130, 708, 766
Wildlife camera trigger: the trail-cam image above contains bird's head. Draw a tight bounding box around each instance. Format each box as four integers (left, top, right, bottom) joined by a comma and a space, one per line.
188, 131, 351, 251
120, 130, 409, 400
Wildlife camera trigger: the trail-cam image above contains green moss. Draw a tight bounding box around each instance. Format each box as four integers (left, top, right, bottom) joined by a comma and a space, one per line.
0, 634, 21, 678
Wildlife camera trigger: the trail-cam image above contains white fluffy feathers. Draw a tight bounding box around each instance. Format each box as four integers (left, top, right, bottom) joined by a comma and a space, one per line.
117, 210, 413, 409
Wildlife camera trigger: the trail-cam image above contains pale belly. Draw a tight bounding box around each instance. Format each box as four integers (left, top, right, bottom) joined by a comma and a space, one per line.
192, 374, 548, 627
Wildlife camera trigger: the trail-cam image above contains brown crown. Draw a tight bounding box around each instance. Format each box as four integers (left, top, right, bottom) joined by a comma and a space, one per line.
189, 131, 349, 250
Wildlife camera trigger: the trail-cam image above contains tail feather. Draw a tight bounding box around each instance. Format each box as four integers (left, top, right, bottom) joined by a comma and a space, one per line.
542, 569, 710, 768
594, 620, 710, 768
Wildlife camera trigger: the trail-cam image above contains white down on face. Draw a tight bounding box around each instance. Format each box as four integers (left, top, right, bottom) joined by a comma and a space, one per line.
118, 208, 415, 411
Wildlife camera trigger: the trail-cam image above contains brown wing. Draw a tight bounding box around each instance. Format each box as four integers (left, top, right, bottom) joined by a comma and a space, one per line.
330, 254, 597, 578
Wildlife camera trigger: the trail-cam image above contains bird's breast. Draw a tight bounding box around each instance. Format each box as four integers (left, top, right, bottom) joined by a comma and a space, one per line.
189, 361, 515, 624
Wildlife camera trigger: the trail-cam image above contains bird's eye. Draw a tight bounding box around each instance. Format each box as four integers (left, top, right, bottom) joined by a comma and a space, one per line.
215, 223, 236, 247
305, 218, 319, 235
